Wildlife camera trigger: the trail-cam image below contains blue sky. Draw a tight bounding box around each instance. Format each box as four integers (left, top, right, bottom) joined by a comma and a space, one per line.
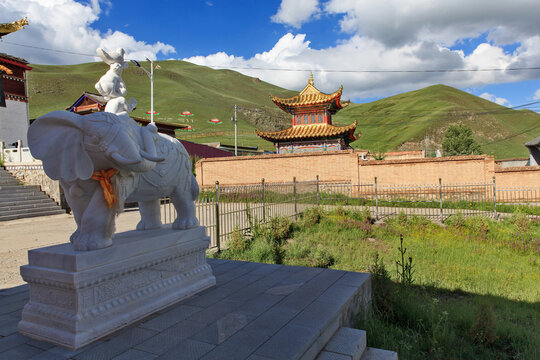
2, 0, 540, 110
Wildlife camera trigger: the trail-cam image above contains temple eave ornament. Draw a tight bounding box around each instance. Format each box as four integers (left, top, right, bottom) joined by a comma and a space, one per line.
0, 17, 29, 38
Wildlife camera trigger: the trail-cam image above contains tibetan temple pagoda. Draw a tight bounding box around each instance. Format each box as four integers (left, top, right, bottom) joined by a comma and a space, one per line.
256, 74, 358, 154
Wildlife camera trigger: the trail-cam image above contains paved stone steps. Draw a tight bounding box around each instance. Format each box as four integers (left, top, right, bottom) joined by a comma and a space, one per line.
0, 167, 65, 221
0, 178, 21, 185
0, 192, 52, 202
316, 327, 398, 360
0, 198, 57, 208
0, 200, 64, 212
0, 184, 41, 192
0, 209, 66, 222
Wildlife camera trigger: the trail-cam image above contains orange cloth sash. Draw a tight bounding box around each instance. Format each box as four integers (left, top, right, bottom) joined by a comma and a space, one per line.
91, 169, 118, 208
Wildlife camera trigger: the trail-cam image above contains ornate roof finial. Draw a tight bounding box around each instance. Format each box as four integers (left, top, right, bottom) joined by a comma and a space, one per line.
308, 72, 314, 85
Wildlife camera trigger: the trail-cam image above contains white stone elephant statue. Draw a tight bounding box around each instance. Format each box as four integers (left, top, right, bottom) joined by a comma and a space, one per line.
27, 110, 199, 251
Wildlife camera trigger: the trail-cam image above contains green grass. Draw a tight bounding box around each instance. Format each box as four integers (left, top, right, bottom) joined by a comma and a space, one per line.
212, 208, 540, 359
28, 62, 540, 158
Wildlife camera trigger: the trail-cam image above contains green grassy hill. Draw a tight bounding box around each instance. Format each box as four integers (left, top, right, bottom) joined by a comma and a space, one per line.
28, 61, 295, 151
28, 61, 540, 158
333, 85, 540, 159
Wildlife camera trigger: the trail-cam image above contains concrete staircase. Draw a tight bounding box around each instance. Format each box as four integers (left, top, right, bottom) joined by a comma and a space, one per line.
317, 327, 398, 360
0, 167, 65, 221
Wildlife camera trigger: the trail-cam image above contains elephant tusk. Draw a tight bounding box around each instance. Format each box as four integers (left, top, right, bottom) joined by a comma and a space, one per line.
110, 151, 142, 165
140, 150, 165, 162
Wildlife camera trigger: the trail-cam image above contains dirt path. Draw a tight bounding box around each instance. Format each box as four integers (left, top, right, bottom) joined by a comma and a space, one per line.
0, 210, 141, 289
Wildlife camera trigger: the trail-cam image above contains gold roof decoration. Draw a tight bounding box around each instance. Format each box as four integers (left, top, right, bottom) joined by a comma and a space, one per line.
270, 74, 350, 114
256, 121, 359, 142
0, 17, 29, 38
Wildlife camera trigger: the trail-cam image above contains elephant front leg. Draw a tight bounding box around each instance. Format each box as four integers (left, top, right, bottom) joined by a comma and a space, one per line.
137, 199, 162, 230
74, 185, 115, 251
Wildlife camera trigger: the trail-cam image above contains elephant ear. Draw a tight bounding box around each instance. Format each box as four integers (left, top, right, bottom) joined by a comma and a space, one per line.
28, 111, 94, 182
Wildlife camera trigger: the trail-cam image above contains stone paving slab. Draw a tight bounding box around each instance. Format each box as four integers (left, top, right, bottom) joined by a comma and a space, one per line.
1, 259, 371, 360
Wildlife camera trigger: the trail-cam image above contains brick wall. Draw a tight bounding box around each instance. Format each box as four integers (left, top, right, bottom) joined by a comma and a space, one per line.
358, 155, 495, 184
196, 150, 359, 186
495, 166, 540, 188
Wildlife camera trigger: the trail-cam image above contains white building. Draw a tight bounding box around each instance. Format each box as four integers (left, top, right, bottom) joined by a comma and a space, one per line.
0, 53, 32, 148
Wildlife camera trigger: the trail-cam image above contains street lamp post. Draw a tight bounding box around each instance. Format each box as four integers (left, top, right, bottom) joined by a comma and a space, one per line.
130, 58, 155, 124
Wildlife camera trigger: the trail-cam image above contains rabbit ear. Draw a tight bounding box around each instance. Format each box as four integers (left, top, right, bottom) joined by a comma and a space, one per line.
96, 48, 115, 65
97, 48, 126, 65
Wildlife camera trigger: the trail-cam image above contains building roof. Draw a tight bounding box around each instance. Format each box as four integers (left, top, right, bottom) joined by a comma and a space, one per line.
270, 74, 350, 115
525, 135, 540, 147
256, 121, 358, 142
179, 140, 234, 159
0, 17, 28, 38
0, 52, 32, 71
65, 92, 107, 112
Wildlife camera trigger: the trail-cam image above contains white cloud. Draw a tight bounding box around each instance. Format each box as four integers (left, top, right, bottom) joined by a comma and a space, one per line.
479, 92, 510, 106
271, 0, 321, 29
323, 0, 540, 47
533, 89, 540, 100
184, 32, 538, 100
0, 0, 175, 65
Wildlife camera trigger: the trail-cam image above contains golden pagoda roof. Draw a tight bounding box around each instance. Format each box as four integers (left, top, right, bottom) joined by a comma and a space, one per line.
270, 74, 350, 114
256, 121, 359, 142
0, 17, 28, 38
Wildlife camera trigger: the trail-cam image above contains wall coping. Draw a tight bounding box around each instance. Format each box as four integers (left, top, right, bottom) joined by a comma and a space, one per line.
384, 150, 423, 156
359, 155, 493, 166
495, 157, 529, 163
495, 165, 540, 173
198, 149, 357, 163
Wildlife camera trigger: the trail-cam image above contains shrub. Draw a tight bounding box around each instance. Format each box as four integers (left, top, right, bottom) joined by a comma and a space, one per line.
508, 211, 530, 232
369, 253, 394, 321
312, 244, 335, 268
446, 212, 466, 229
264, 216, 292, 245
464, 216, 491, 236
301, 206, 324, 227
471, 303, 498, 346
228, 226, 251, 253
248, 238, 275, 263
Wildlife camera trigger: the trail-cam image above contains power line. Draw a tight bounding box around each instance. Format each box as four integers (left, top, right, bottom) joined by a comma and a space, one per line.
3, 40, 540, 74
211, 64, 540, 74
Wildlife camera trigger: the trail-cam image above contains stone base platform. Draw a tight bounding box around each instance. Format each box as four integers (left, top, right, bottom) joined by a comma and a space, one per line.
18, 226, 215, 350
1, 259, 398, 359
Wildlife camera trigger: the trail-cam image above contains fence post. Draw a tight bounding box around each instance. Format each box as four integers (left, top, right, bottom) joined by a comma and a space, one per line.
493, 176, 497, 219
439, 178, 443, 223
316, 175, 320, 206
293, 177, 297, 220
262, 178, 266, 221
374, 177, 379, 220
215, 181, 220, 253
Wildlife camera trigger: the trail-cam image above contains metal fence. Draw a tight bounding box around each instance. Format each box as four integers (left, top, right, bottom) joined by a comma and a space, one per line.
160, 176, 540, 251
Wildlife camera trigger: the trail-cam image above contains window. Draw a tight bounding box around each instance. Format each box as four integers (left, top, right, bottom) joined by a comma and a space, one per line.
318, 114, 323, 123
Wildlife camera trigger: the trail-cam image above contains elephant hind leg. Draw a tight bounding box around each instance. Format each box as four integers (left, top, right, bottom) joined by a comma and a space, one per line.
137, 199, 162, 230
171, 190, 199, 230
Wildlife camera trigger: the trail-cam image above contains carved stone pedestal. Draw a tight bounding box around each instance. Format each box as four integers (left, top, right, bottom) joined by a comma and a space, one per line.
18, 226, 215, 350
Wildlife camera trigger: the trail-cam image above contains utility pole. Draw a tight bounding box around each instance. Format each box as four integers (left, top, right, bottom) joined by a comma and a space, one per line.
131, 58, 156, 124
146, 58, 154, 124
234, 104, 238, 156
